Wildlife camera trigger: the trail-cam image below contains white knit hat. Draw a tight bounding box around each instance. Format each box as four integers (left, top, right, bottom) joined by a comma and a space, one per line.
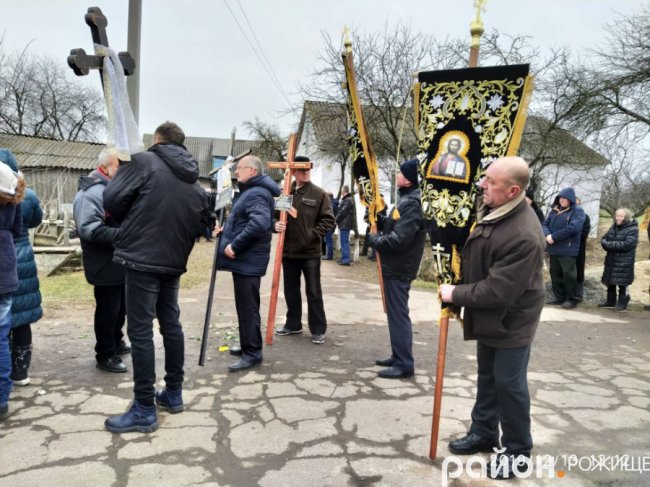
0, 161, 18, 196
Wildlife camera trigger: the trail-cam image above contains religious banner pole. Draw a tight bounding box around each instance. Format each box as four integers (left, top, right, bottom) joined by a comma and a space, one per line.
264, 134, 312, 345
341, 29, 387, 312
429, 0, 487, 460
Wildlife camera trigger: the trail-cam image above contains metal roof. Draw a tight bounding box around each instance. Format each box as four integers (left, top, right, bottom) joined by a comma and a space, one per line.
0, 134, 103, 170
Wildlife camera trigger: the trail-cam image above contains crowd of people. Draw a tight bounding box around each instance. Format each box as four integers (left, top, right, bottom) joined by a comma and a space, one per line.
0, 134, 646, 480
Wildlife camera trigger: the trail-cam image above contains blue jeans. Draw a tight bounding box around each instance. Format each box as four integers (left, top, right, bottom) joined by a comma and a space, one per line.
324, 231, 334, 259
339, 229, 350, 264
125, 270, 184, 405
0, 293, 13, 405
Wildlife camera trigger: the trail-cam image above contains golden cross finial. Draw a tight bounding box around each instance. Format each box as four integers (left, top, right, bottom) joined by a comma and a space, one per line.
343, 25, 352, 54
470, 0, 487, 48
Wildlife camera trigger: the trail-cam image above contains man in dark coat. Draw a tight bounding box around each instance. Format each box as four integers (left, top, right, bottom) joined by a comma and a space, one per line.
542, 187, 586, 309
366, 159, 425, 378
274, 156, 335, 344
575, 197, 591, 302
103, 122, 209, 433
335, 185, 356, 266
216, 155, 280, 372
440, 156, 545, 479
73, 149, 129, 374
323, 192, 338, 260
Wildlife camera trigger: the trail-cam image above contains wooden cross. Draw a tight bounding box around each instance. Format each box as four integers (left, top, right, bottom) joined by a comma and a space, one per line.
264, 133, 313, 345
67, 7, 136, 82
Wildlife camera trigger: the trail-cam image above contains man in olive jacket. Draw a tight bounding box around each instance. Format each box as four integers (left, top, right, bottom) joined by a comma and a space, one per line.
274, 156, 335, 344
440, 156, 545, 479
366, 159, 425, 379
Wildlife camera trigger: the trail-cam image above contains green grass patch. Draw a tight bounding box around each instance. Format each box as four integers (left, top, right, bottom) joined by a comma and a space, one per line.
40, 271, 94, 307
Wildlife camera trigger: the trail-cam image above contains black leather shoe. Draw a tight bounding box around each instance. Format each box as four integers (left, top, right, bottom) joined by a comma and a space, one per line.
229, 346, 242, 356
228, 359, 261, 372
546, 299, 564, 305
448, 432, 499, 455
117, 340, 132, 355
96, 356, 127, 373
561, 300, 577, 309
275, 327, 302, 336
377, 367, 413, 379
375, 357, 395, 367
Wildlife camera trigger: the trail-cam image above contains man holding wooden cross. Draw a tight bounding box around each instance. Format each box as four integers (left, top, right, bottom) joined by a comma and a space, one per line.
273, 157, 335, 345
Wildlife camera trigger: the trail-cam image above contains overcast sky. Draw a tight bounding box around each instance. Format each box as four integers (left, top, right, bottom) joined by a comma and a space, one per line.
1, 0, 644, 141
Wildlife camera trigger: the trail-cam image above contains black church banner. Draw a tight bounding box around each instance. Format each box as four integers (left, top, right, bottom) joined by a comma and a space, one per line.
415, 64, 533, 287
342, 45, 385, 226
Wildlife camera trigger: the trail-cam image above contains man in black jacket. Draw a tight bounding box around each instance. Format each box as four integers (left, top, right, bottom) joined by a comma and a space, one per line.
73, 149, 129, 374
215, 155, 280, 372
367, 159, 426, 378
335, 185, 355, 266
103, 122, 208, 433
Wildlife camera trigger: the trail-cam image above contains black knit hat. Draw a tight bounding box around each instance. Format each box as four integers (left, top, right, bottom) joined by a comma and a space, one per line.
400, 158, 419, 185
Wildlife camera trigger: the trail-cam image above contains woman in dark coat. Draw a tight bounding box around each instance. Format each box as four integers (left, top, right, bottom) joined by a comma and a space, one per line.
599, 208, 639, 311
0, 149, 43, 386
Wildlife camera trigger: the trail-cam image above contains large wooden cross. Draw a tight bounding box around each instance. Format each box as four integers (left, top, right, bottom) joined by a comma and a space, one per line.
67, 7, 136, 82
264, 133, 313, 345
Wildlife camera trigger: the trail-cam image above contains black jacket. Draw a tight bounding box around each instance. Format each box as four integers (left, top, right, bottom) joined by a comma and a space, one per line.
336, 193, 356, 230
103, 143, 209, 275
368, 186, 426, 282
73, 169, 125, 286
217, 174, 280, 277
601, 219, 638, 286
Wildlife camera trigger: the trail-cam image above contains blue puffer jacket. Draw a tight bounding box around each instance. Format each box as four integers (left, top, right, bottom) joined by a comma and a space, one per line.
12, 188, 43, 328
542, 187, 586, 257
0, 202, 22, 296
217, 174, 280, 277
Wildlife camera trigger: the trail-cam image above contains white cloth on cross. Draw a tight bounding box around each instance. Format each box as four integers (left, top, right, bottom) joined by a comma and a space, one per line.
95, 44, 144, 161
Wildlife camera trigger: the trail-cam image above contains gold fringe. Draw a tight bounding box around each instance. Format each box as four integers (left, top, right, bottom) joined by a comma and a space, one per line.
413, 82, 421, 134
506, 75, 535, 156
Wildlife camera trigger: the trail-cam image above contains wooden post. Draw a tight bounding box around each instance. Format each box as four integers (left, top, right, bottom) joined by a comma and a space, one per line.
264, 134, 312, 345
429, 0, 486, 461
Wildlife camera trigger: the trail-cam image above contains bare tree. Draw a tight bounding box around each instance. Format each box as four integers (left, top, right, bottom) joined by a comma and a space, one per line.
0, 45, 105, 141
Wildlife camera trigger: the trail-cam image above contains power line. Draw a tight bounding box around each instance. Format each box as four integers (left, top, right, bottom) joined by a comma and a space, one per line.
235, 0, 289, 103
221, 0, 293, 107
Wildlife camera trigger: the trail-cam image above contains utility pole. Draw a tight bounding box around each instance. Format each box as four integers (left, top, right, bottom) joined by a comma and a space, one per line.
127, 0, 142, 124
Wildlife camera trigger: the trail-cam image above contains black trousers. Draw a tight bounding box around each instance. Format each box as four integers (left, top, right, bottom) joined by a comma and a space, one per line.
549, 255, 578, 302
232, 273, 262, 362
282, 257, 327, 335
93, 284, 126, 361
384, 277, 414, 373
125, 269, 184, 406
469, 342, 532, 456
606, 284, 627, 303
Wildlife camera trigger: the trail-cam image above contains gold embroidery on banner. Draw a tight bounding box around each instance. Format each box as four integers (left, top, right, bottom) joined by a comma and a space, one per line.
417, 76, 529, 224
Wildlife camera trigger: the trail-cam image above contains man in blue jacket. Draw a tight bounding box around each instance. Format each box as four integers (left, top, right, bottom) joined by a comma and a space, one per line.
216, 155, 280, 372
542, 187, 586, 309
103, 122, 209, 433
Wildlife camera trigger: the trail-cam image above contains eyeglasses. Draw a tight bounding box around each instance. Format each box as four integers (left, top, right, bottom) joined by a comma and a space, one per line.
236, 165, 254, 171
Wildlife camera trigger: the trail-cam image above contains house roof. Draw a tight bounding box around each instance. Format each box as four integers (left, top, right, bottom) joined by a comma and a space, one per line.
521, 116, 609, 167
297, 100, 419, 159
0, 133, 103, 170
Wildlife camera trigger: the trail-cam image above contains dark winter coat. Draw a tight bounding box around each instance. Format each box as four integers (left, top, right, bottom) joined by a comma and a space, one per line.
368, 186, 426, 282
601, 219, 638, 286
282, 181, 335, 259
335, 193, 356, 230
542, 187, 586, 257
103, 142, 210, 275
11, 188, 43, 327
217, 174, 280, 277
0, 200, 22, 296
73, 169, 125, 286
452, 195, 546, 348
